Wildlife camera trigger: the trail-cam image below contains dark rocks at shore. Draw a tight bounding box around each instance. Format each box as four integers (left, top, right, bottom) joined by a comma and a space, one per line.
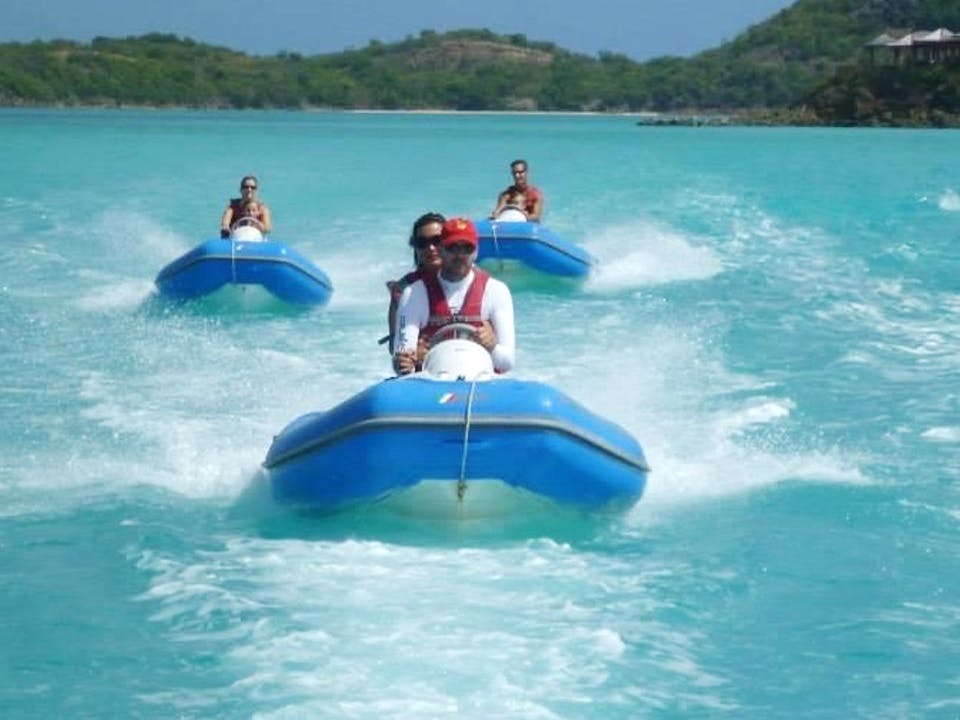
635, 113, 732, 127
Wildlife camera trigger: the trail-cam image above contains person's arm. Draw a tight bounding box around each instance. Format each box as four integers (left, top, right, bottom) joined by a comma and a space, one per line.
490, 189, 509, 219
527, 190, 544, 223
259, 203, 273, 233
484, 280, 515, 372
392, 283, 427, 375
220, 204, 235, 237
474, 320, 498, 353
385, 282, 400, 354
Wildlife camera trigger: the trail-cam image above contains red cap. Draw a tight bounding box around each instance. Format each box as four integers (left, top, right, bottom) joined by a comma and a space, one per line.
441, 217, 478, 249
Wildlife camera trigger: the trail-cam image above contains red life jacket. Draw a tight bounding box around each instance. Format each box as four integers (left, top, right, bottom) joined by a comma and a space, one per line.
388, 269, 425, 303
421, 269, 489, 346
385, 268, 427, 354
502, 185, 542, 217
230, 198, 265, 224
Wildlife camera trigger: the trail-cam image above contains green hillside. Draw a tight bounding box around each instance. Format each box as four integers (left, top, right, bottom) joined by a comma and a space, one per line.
0, 0, 958, 124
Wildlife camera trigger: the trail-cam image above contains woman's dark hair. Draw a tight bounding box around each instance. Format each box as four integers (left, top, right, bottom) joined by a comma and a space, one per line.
408, 212, 445, 246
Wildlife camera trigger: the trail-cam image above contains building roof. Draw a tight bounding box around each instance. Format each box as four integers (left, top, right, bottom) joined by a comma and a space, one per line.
868, 28, 957, 48
866, 32, 898, 46
887, 34, 915, 47
917, 28, 956, 43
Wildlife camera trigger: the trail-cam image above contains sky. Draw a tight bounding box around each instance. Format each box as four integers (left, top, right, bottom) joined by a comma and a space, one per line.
0, 0, 797, 62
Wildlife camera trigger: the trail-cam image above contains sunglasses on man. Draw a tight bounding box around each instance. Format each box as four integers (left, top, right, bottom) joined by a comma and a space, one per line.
442, 243, 475, 255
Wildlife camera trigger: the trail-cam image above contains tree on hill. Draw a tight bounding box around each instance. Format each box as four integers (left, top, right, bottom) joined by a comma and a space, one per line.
0, 0, 958, 124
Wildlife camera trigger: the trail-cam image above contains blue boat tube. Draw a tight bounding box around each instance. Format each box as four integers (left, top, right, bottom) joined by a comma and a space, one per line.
155, 229, 333, 307
474, 219, 596, 279
264, 328, 648, 516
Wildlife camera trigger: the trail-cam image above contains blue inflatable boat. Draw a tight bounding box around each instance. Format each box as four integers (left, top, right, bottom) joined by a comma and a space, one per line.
474, 219, 595, 279
264, 332, 647, 516
155, 234, 333, 308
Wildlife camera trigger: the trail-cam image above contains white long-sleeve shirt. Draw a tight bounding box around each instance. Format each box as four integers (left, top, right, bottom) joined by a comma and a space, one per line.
394, 270, 516, 372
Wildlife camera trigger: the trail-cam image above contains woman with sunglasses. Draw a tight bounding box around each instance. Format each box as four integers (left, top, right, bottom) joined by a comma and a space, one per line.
384, 212, 446, 356
392, 217, 515, 376
220, 175, 273, 238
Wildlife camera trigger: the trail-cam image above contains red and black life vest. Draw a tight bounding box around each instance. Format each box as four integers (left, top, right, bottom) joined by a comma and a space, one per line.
502, 185, 542, 216
388, 269, 425, 303
229, 198, 265, 224
420, 269, 489, 346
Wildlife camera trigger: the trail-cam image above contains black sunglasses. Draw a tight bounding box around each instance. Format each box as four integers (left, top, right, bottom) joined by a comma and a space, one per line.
241, 184, 257, 190
412, 234, 442, 249
442, 243, 475, 255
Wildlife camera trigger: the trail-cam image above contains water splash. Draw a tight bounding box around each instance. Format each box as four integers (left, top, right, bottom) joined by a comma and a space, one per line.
583, 219, 722, 292
938, 189, 960, 212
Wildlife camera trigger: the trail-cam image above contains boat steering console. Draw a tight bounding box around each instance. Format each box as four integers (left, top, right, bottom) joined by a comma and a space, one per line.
421, 323, 494, 380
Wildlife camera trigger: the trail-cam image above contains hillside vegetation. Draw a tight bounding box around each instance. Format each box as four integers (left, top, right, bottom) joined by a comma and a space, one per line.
0, 0, 958, 124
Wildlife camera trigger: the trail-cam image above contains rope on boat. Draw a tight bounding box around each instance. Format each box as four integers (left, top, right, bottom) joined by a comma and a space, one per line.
491, 222, 505, 273
457, 379, 480, 502
230, 238, 238, 284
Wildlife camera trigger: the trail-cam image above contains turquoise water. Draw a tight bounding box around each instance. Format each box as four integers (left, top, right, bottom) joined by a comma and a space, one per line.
2, 109, 959, 718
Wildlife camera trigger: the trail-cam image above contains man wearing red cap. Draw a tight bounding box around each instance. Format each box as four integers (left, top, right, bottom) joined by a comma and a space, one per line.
393, 217, 515, 375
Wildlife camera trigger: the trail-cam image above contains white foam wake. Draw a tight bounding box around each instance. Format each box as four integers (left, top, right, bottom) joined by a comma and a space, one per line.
582, 220, 722, 292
